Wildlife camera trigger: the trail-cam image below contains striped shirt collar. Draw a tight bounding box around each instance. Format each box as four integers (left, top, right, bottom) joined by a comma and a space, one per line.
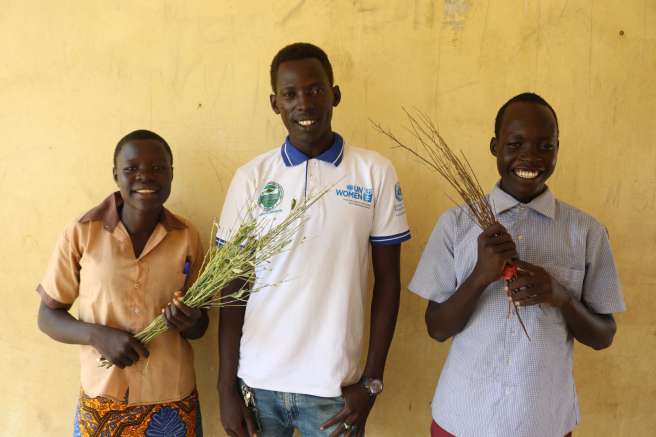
489, 183, 556, 219
280, 133, 344, 167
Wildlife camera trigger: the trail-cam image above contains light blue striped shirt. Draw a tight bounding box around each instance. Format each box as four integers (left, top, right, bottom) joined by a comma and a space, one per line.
409, 184, 625, 437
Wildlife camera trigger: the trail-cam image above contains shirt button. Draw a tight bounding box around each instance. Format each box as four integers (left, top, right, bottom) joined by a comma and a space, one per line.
505, 387, 512, 395
506, 358, 512, 365
134, 283, 140, 289
517, 235, 524, 240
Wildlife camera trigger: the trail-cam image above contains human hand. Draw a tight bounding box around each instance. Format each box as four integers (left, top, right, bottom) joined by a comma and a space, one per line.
505, 260, 570, 308
321, 383, 374, 436
219, 383, 256, 437
472, 223, 518, 287
91, 325, 149, 368
162, 291, 202, 333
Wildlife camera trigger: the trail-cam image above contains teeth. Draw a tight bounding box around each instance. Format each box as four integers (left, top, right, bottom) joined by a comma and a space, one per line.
514, 169, 540, 179
136, 189, 156, 194
298, 120, 315, 126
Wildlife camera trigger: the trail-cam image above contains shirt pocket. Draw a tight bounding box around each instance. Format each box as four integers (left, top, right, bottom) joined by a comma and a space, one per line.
544, 264, 585, 300
149, 271, 188, 311
538, 263, 585, 325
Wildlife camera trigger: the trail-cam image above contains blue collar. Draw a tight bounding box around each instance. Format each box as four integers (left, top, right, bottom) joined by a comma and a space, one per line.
280, 133, 344, 167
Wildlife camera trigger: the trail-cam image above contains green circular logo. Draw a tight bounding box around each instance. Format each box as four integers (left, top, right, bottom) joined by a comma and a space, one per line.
259, 181, 284, 210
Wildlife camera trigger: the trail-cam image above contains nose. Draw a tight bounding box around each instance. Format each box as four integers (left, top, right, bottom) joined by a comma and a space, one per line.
135, 166, 154, 180
518, 143, 540, 160
296, 91, 313, 111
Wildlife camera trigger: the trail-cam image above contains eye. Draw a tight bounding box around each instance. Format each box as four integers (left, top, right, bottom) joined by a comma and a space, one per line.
281, 90, 295, 99
541, 143, 555, 151
152, 164, 162, 172
123, 166, 137, 173
506, 142, 521, 150
310, 86, 324, 96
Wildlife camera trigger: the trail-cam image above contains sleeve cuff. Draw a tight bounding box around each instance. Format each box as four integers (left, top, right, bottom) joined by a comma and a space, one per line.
36, 284, 72, 310
370, 230, 411, 246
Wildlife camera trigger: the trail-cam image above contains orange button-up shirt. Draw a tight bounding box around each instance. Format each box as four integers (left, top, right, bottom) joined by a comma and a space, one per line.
38, 192, 204, 405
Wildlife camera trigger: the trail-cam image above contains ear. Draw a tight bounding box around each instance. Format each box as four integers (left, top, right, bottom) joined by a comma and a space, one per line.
490, 137, 498, 156
270, 94, 280, 114
332, 85, 341, 107
112, 167, 118, 184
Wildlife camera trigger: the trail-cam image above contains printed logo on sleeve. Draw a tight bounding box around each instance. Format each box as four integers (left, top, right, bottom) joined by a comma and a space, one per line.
394, 182, 403, 201
394, 182, 406, 216
259, 181, 284, 211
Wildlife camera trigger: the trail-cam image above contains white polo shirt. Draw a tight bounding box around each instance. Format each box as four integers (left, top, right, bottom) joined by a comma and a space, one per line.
216, 134, 410, 397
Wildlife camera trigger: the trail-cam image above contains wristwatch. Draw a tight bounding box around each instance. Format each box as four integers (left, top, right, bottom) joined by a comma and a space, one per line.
361, 377, 384, 396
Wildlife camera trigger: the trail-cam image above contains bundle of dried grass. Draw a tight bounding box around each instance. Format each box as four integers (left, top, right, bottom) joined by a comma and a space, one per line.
372, 108, 529, 340
99, 187, 329, 367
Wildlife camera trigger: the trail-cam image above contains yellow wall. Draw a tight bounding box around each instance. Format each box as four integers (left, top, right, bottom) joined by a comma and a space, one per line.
2, 1, 653, 435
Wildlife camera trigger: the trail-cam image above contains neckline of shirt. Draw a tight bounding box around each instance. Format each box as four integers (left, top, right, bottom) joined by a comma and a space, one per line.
281, 133, 344, 167
489, 183, 556, 219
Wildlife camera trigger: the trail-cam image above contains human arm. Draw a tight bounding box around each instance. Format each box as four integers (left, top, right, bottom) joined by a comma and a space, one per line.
36, 224, 149, 368
162, 291, 209, 340
163, 227, 210, 340
37, 299, 149, 368
425, 222, 518, 341
217, 278, 256, 437
321, 243, 401, 436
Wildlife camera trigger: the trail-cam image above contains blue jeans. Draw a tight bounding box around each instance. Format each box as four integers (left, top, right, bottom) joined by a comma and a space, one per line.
244, 383, 345, 437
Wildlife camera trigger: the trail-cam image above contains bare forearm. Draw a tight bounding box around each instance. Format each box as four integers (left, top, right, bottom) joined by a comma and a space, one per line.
217, 279, 249, 393
37, 302, 98, 346
363, 281, 400, 378
363, 244, 403, 380
218, 306, 246, 391
425, 271, 489, 341
559, 294, 616, 350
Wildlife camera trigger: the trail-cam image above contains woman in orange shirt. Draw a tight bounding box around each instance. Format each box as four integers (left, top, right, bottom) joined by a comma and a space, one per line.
37, 130, 208, 436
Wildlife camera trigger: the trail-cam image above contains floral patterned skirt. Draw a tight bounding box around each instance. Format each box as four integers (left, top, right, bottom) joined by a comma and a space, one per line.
73, 388, 202, 437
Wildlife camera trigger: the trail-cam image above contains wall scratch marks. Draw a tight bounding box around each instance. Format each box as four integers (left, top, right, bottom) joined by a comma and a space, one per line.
443, 0, 472, 33
588, 2, 594, 96
478, 0, 490, 68
277, 0, 305, 25
437, 80, 479, 97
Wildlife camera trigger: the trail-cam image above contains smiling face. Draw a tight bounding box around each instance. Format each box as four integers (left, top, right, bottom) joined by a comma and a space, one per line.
270, 57, 341, 154
491, 101, 559, 203
113, 139, 173, 212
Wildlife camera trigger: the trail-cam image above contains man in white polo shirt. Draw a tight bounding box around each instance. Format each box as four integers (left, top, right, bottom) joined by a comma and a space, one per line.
217, 43, 410, 437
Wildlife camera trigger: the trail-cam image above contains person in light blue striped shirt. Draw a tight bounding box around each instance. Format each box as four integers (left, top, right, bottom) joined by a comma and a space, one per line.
409, 93, 625, 437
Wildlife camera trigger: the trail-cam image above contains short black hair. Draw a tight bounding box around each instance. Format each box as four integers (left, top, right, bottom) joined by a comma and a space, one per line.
494, 92, 559, 137
270, 42, 334, 91
113, 129, 173, 166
